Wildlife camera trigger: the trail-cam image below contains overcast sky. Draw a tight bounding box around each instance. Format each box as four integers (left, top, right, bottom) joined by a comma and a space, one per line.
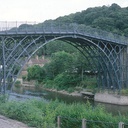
0, 0, 128, 22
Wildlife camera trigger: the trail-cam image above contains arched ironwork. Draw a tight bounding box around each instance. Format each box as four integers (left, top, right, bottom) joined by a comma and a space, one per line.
0, 21, 127, 94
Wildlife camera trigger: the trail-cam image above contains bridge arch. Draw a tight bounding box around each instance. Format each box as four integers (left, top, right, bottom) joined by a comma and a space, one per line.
0, 21, 127, 94
61, 36, 121, 90
0, 33, 125, 93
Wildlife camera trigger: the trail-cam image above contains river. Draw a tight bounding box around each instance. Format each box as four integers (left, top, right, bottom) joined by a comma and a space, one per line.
9, 86, 128, 116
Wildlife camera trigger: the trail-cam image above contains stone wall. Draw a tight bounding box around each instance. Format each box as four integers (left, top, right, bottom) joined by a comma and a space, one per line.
95, 92, 128, 105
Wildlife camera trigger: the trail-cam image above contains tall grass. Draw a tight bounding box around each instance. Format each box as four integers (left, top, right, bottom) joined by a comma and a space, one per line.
0, 97, 127, 128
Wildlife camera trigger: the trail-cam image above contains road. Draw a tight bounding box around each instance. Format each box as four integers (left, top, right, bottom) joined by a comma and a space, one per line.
0, 115, 32, 128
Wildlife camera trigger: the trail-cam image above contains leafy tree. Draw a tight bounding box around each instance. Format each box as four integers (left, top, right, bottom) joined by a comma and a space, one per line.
44, 40, 76, 56
109, 3, 121, 11
43, 51, 74, 79
27, 65, 45, 82
18, 3, 128, 36
38, 3, 128, 36
54, 72, 81, 89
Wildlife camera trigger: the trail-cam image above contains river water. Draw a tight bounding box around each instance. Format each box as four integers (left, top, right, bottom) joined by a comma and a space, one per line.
10, 86, 128, 116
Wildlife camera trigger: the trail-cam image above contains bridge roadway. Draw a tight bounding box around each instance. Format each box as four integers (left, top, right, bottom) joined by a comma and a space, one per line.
0, 21, 127, 45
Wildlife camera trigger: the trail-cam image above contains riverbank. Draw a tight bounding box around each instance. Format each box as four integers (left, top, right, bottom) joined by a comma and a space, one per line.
39, 87, 128, 105
21, 81, 83, 97
21, 82, 128, 105
43, 87, 82, 96
95, 92, 128, 105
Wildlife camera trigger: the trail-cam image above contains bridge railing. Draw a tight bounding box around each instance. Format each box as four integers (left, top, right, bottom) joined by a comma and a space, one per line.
57, 116, 127, 128
0, 21, 128, 45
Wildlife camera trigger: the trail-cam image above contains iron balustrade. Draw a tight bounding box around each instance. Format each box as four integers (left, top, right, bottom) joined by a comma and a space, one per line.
0, 21, 127, 45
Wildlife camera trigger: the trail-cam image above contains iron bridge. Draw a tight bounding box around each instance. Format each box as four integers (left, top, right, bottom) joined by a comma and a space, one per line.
0, 21, 128, 94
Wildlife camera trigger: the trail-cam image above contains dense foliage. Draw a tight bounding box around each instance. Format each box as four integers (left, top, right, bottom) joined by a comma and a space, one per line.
19, 3, 128, 36
53, 3, 128, 36
27, 48, 97, 92
18, 4, 126, 37
0, 98, 128, 128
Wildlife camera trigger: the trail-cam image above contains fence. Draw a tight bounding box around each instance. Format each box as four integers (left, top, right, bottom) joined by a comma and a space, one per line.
0, 21, 127, 45
57, 116, 128, 128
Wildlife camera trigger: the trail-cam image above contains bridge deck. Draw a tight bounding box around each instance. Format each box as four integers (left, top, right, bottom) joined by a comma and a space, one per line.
0, 21, 127, 45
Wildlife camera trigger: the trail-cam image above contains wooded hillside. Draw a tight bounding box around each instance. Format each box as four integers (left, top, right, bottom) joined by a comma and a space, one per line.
48, 3, 128, 36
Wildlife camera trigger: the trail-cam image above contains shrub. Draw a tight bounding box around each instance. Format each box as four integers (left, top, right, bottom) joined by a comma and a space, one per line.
121, 89, 128, 96
67, 87, 74, 93
15, 80, 21, 87
22, 75, 27, 81
0, 99, 127, 127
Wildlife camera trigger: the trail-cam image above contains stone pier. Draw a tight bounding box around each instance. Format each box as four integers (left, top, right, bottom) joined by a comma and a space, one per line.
95, 92, 128, 105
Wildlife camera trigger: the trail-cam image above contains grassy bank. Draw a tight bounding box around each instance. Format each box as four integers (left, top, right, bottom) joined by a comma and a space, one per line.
0, 95, 128, 128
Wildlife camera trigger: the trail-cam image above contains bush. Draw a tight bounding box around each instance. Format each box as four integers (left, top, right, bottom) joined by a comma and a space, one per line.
0, 94, 8, 103
121, 89, 128, 96
0, 100, 127, 128
22, 75, 27, 81
53, 73, 81, 90
67, 87, 74, 93
15, 80, 21, 87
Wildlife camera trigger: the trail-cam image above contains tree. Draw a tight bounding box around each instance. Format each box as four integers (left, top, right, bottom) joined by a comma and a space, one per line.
43, 51, 74, 79
27, 65, 45, 82
45, 40, 76, 56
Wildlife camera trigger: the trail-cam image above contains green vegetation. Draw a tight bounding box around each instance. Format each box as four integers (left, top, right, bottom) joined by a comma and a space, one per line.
27, 65, 45, 82
53, 3, 128, 36
14, 80, 21, 88
23, 3, 128, 37
121, 89, 128, 96
0, 97, 128, 128
27, 49, 97, 92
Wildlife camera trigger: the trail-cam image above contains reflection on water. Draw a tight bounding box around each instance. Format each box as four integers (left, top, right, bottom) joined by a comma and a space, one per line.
95, 102, 128, 116
10, 86, 128, 116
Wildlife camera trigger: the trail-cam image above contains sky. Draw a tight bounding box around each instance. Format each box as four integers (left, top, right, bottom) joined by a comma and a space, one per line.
0, 0, 128, 23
